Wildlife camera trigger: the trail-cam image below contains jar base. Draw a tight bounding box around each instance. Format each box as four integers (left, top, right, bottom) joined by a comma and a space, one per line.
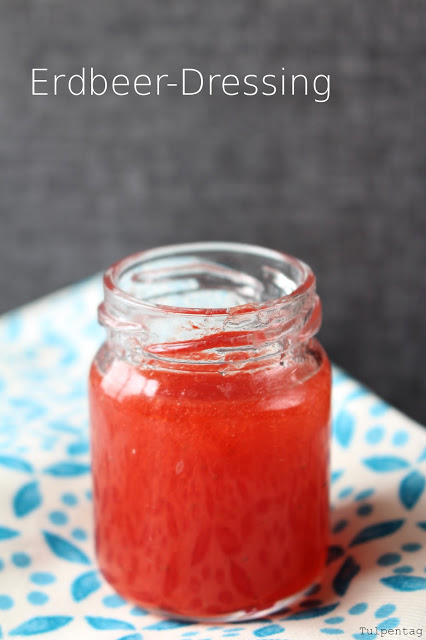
120, 581, 318, 624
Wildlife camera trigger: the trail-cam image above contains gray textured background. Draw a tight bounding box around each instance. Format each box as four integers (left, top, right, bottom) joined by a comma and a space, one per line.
1, 0, 425, 423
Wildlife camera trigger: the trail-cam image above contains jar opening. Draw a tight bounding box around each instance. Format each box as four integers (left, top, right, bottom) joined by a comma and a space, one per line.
105, 242, 314, 315
99, 243, 321, 370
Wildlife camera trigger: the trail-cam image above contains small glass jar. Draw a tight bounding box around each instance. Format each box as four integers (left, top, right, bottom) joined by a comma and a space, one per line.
89, 242, 331, 622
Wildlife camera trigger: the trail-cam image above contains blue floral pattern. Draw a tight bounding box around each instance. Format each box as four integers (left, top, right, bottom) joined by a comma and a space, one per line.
0, 277, 425, 638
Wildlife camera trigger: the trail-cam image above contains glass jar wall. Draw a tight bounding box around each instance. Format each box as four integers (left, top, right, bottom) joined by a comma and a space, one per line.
89, 242, 331, 621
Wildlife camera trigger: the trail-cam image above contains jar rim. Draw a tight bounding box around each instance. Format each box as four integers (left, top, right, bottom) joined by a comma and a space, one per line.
103, 241, 316, 317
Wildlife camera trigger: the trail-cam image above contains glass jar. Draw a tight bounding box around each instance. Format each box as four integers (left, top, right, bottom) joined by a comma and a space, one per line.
89, 242, 331, 622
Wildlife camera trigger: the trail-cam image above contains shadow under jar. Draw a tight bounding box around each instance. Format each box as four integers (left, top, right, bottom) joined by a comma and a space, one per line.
89, 242, 331, 622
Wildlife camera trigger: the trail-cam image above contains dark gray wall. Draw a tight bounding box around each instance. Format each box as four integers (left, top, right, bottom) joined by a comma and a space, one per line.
1, 0, 425, 424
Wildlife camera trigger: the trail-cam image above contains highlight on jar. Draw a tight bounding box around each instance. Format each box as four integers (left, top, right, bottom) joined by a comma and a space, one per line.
88, 242, 332, 622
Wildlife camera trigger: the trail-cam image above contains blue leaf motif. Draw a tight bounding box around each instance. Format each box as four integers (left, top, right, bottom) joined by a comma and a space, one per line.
67, 440, 90, 456
363, 456, 410, 473
333, 555, 360, 595
254, 624, 285, 637
378, 618, 400, 631
13, 481, 42, 518
9, 616, 72, 636
327, 545, 345, 565
370, 401, 389, 417
117, 636, 142, 640
71, 570, 101, 601
0, 455, 33, 473
399, 470, 425, 510
86, 617, 135, 631
346, 387, 369, 403
2, 310, 23, 341
333, 411, 355, 448
417, 521, 426, 531
350, 519, 405, 547
0, 526, 20, 540
43, 531, 90, 564
144, 620, 192, 630
60, 348, 77, 366
286, 603, 340, 620
331, 470, 344, 484
48, 421, 80, 435
43, 462, 90, 477
381, 575, 426, 591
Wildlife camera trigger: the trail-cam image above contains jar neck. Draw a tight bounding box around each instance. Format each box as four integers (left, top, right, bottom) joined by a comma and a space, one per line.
98, 243, 322, 372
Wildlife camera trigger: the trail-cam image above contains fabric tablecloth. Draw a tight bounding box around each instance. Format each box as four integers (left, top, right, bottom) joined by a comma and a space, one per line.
0, 277, 425, 639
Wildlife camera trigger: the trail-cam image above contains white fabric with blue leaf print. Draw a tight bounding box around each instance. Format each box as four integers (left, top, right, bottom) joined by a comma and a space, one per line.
0, 276, 425, 639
